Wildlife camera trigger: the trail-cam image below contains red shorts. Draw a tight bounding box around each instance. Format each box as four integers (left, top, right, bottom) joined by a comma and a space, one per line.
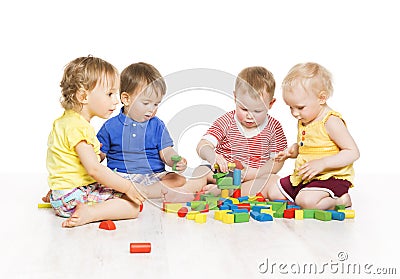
278, 176, 351, 202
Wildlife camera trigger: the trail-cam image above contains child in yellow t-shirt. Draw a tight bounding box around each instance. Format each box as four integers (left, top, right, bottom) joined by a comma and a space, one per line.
265, 62, 360, 210
46, 56, 144, 228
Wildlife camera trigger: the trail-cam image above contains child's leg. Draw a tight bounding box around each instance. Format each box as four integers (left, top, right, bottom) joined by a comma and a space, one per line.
62, 197, 139, 228
161, 172, 186, 188
163, 165, 214, 202
240, 174, 283, 197
42, 190, 51, 203
295, 190, 352, 210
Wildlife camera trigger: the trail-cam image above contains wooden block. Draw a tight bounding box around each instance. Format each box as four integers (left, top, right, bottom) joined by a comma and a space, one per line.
195, 213, 207, 223
338, 209, 355, 219
314, 210, 332, 221
222, 213, 234, 224
303, 209, 315, 218
295, 210, 304, 220
221, 189, 229, 198
214, 210, 231, 221
186, 211, 199, 220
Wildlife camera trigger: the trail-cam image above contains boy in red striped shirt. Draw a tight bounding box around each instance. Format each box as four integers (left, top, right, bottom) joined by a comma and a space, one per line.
164, 66, 287, 201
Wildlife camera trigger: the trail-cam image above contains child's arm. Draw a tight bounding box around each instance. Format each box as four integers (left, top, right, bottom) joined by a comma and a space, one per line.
274, 143, 299, 162
75, 141, 144, 205
298, 116, 360, 180
196, 139, 228, 172
159, 146, 187, 171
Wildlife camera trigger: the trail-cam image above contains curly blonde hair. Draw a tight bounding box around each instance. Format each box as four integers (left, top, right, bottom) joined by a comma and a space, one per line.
235, 66, 276, 100
60, 56, 119, 110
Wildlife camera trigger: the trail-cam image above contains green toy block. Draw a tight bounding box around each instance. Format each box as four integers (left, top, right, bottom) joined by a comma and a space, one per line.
314, 210, 332, 221
171, 155, 182, 171
303, 209, 316, 218
233, 212, 250, 223
190, 201, 207, 210
267, 201, 286, 211
335, 205, 346, 211
217, 177, 233, 186
218, 184, 241, 190
213, 172, 228, 179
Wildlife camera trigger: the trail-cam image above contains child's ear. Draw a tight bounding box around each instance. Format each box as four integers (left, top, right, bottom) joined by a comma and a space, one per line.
268, 98, 276, 109
318, 91, 328, 104
76, 90, 88, 104
120, 92, 130, 106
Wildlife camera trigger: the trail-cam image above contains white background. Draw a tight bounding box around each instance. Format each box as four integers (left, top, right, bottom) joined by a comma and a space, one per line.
0, 0, 398, 179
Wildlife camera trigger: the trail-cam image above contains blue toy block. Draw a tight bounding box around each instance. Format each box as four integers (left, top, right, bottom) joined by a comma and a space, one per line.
237, 196, 249, 202
252, 205, 270, 213
233, 169, 241, 185
287, 205, 301, 209
231, 208, 248, 213
219, 205, 230, 210
327, 210, 345, 221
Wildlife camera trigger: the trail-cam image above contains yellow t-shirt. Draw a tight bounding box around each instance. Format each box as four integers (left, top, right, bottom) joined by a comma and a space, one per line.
46, 110, 101, 190
290, 111, 355, 187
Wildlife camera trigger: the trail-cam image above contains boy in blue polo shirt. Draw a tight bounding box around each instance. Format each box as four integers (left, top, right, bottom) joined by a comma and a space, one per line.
97, 62, 187, 198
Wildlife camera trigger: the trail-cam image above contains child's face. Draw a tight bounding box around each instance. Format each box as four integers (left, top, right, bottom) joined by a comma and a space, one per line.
283, 84, 325, 125
234, 89, 275, 129
86, 79, 119, 120
123, 89, 163, 123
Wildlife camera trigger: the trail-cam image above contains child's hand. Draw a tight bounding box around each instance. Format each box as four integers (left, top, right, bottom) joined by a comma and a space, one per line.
213, 154, 229, 173
125, 184, 145, 205
175, 157, 187, 172
298, 158, 326, 180
275, 144, 298, 162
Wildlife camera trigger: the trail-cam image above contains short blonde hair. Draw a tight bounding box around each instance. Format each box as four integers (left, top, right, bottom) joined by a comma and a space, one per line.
60, 56, 119, 110
120, 62, 166, 98
235, 66, 276, 99
282, 62, 333, 98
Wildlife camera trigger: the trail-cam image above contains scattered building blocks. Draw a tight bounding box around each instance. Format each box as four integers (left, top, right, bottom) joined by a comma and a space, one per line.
303, 209, 316, 219
130, 242, 151, 253
335, 205, 346, 211
195, 213, 207, 223
232, 212, 250, 223
233, 169, 241, 185
314, 210, 332, 221
221, 189, 229, 198
232, 189, 241, 198
222, 213, 235, 224
164, 203, 185, 213
38, 203, 52, 208
327, 210, 345, 221
139, 203, 143, 212
186, 211, 199, 220
177, 207, 188, 217
295, 210, 304, 220
283, 208, 296, 219
214, 210, 231, 221
99, 220, 116, 230
338, 209, 355, 219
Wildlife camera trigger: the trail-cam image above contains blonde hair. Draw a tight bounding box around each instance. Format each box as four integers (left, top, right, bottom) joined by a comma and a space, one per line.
120, 62, 166, 98
60, 56, 119, 110
235, 66, 276, 99
282, 62, 333, 98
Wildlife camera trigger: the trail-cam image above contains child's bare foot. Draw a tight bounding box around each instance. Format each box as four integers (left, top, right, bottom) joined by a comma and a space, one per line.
337, 193, 352, 208
42, 190, 51, 203
162, 187, 195, 202
62, 203, 94, 228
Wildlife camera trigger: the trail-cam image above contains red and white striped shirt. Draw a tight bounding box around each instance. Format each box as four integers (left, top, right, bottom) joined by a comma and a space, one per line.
203, 110, 287, 168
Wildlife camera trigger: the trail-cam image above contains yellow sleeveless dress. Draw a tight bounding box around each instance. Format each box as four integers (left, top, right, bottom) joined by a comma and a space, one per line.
290, 110, 354, 187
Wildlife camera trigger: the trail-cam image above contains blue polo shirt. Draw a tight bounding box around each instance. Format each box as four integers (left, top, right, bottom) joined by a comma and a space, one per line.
97, 108, 174, 174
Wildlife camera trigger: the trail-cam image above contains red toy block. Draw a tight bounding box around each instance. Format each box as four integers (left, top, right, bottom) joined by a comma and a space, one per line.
194, 190, 205, 201
140, 203, 143, 212
283, 208, 296, 219
255, 192, 266, 202
177, 207, 189, 217
99, 220, 116, 230
200, 204, 209, 213
232, 189, 241, 198
237, 203, 251, 212
130, 242, 151, 253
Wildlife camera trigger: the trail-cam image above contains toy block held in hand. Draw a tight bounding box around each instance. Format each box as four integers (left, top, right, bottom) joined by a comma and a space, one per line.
171, 155, 182, 171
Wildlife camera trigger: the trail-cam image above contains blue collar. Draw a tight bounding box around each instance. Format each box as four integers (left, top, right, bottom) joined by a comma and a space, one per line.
117, 107, 149, 127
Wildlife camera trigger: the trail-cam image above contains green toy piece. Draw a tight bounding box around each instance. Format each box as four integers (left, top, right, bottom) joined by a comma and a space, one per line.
171, 155, 182, 171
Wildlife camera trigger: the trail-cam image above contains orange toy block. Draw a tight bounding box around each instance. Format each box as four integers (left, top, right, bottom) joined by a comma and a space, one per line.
130, 242, 151, 253
99, 220, 116, 230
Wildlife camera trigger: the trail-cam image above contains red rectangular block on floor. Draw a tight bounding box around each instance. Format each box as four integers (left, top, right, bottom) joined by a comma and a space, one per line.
130, 242, 151, 253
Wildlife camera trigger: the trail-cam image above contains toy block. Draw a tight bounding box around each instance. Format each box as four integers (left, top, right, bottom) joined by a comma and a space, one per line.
195, 213, 207, 224
99, 220, 116, 230
193, 190, 205, 201
139, 203, 143, 212
214, 210, 231, 220
283, 208, 296, 219
219, 204, 230, 210
218, 184, 240, 190
295, 210, 304, 220
232, 189, 241, 198
250, 211, 261, 220
287, 205, 301, 210
164, 203, 184, 213
222, 213, 235, 224
186, 211, 199, 220
203, 195, 220, 203
314, 210, 332, 221
233, 212, 250, 223
217, 177, 233, 186
303, 209, 316, 218
251, 212, 273, 222
130, 242, 151, 253
260, 208, 274, 215
252, 205, 270, 213
238, 196, 249, 202
229, 198, 240, 204
199, 204, 210, 213
338, 209, 355, 219
233, 169, 241, 185
190, 201, 207, 210
227, 162, 236, 171
237, 203, 251, 212
221, 198, 232, 204
335, 205, 346, 211
171, 155, 182, 171
267, 201, 286, 211
213, 172, 227, 180
38, 203, 52, 208
233, 159, 244, 170
221, 189, 229, 198
208, 201, 219, 210
231, 208, 249, 213
177, 207, 188, 217
327, 210, 345, 221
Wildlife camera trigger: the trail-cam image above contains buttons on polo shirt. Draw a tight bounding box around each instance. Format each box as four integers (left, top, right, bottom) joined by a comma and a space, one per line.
132, 123, 136, 127
132, 134, 136, 137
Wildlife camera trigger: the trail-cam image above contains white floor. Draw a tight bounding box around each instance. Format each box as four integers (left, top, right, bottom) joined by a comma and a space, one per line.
1, 173, 399, 279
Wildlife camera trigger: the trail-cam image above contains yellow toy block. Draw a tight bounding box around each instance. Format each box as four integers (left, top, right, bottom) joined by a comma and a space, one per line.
248, 196, 258, 201
222, 213, 234, 224
165, 203, 184, 213
38, 203, 52, 208
195, 213, 207, 224
221, 189, 229, 198
338, 209, 355, 219
260, 208, 274, 215
186, 211, 199, 220
295, 210, 304, 220
214, 210, 231, 221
